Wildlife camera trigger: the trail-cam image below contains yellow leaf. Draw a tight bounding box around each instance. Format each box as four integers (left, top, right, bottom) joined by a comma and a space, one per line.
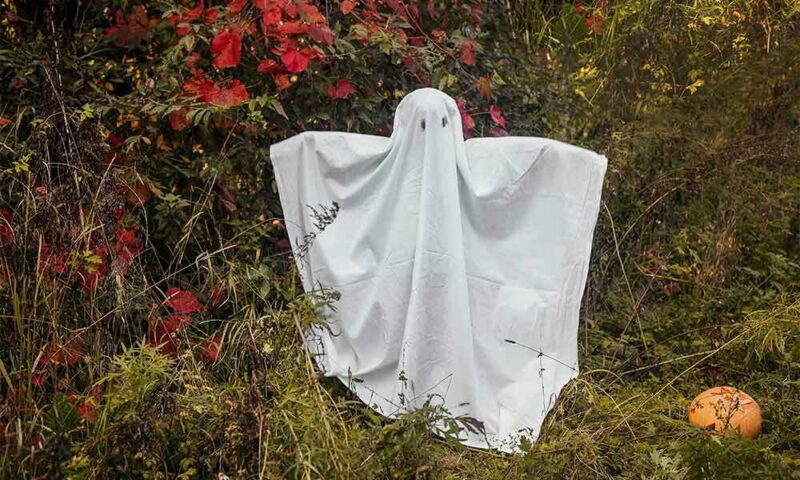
156, 135, 171, 152
686, 79, 705, 94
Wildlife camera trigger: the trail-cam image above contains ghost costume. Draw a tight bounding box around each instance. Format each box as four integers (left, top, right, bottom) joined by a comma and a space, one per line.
269, 87, 607, 453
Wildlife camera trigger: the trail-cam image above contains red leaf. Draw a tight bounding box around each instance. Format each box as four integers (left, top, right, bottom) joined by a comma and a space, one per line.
185, 52, 203, 75
426, 0, 437, 18
169, 107, 191, 131
168, 2, 204, 36
385, 0, 406, 18
0, 117, 11, 128
408, 2, 420, 21
280, 47, 311, 73
40, 341, 84, 369
107, 132, 125, 147
475, 74, 492, 100
469, 5, 484, 24
113, 207, 128, 224
77, 402, 96, 422
326, 79, 357, 99
31, 373, 46, 388
273, 74, 292, 90
489, 105, 506, 128
586, 13, 604, 34
147, 315, 178, 356
165, 287, 204, 313
257, 58, 286, 74
200, 336, 223, 363
281, 0, 298, 18
456, 98, 474, 138
261, 5, 282, 26
104, 6, 158, 47
102, 132, 130, 166
227, 0, 247, 14
0, 208, 13, 248
210, 80, 249, 106
38, 243, 67, 275
184, 1, 204, 22
112, 228, 142, 275
210, 29, 242, 69
77, 389, 101, 423
66, 344, 83, 366
210, 284, 226, 308
204, 7, 219, 24
309, 23, 334, 45
460, 40, 476, 65
182, 75, 217, 98
409, 37, 425, 48
185, 76, 249, 106
275, 20, 309, 36
164, 313, 192, 332
298, 2, 325, 23
341, 0, 357, 14
114, 229, 140, 252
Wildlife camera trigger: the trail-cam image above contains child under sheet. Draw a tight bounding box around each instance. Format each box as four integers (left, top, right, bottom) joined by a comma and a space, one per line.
269, 87, 608, 453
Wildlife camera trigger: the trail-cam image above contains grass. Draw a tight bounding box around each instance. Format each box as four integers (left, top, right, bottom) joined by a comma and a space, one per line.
1, 0, 800, 478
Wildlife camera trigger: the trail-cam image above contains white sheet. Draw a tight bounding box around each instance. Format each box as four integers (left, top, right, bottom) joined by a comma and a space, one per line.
269, 87, 608, 453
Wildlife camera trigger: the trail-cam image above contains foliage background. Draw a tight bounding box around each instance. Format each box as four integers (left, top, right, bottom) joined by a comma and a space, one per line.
0, 0, 799, 478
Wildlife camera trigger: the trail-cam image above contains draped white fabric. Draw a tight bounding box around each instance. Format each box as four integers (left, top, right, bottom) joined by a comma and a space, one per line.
269, 87, 608, 453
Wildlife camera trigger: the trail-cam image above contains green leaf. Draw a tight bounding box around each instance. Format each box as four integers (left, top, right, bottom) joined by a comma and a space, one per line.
270, 98, 288, 119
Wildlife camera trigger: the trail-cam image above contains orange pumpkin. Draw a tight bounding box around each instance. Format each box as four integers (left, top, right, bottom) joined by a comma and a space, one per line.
687, 386, 762, 439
